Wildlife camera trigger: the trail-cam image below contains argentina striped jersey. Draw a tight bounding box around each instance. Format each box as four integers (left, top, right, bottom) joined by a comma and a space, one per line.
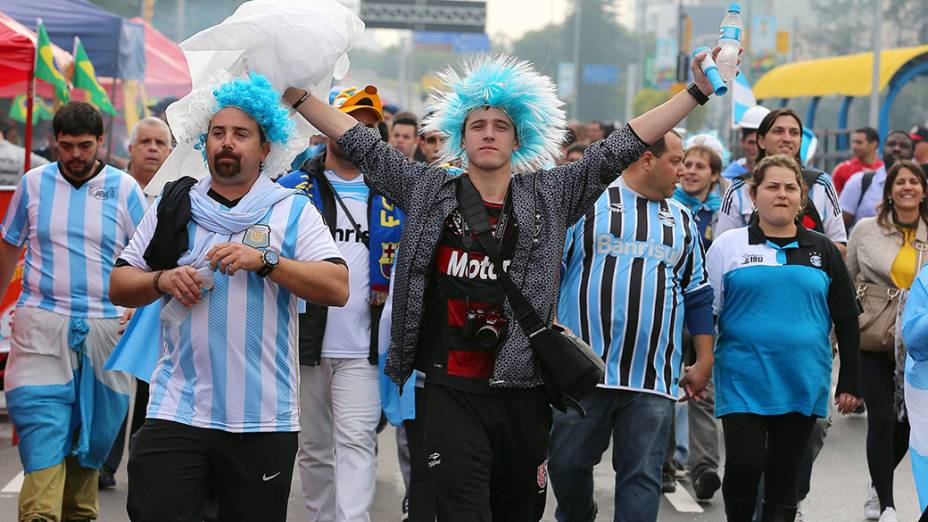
558, 177, 709, 398
0, 162, 146, 318
119, 185, 343, 432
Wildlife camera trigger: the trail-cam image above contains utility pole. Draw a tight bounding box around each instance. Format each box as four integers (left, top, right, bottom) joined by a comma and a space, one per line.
571, 0, 582, 120
175, 0, 185, 40
869, 0, 883, 129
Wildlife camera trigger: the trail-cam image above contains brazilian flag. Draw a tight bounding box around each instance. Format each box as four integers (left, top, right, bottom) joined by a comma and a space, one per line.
34, 20, 70, 103
72, 37, 116, 115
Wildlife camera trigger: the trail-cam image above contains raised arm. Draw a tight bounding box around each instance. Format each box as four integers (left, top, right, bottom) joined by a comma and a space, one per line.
628, 49, 718, 144
548, 49, 723, 223
283, 88, 358, 142
283, 88, 436, 209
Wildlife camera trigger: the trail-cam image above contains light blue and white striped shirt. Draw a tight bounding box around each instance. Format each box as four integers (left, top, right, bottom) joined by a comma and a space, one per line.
119, 183, 343, 432
558, 177, 709, 399
0, 162, 146, 318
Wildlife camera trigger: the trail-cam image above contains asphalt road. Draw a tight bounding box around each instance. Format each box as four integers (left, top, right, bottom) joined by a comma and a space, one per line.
0, 395, 920, 521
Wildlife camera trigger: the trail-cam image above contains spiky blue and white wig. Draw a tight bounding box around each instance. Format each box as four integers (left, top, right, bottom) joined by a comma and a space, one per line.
421, 55, 567, 174
173, 72, 302, 176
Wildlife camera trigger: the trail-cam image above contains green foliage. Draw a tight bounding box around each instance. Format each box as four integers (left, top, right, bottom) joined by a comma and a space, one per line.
632, 88, 670, 117
510, 0, 644, 122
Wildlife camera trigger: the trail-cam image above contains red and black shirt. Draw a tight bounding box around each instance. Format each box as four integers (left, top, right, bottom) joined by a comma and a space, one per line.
418, 195, 518, 392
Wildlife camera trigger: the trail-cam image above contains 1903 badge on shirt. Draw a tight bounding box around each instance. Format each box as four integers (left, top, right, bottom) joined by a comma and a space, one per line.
243, 224, 271, 249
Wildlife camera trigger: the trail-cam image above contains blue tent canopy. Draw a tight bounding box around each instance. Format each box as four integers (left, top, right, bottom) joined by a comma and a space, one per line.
0, 0, 145, 80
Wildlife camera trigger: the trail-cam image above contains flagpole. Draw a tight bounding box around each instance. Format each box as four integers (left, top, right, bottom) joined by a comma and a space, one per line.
23, 21, 43, 174
105, 77, 118, 163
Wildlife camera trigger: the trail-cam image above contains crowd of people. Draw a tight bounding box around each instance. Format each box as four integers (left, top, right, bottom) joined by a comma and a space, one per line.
2, 42, 928, 522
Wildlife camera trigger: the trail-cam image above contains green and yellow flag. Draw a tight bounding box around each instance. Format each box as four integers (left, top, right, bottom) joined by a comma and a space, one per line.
72, 37, 116, 115
35, 20, 70, 103
8, 95, 54, 124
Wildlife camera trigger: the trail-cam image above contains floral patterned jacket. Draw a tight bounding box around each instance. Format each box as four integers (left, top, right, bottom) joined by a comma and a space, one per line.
336, 123, 648, 387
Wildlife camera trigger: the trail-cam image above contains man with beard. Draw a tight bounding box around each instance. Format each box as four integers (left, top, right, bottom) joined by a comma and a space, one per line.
840, 130, 914, 228
0, 101, 146, 521
110, 73, 349, 522
277, 85, 404, 522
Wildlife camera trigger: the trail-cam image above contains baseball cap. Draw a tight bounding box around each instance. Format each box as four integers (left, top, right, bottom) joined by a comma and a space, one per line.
910, 126, 928, 142
332, 85, 384, 122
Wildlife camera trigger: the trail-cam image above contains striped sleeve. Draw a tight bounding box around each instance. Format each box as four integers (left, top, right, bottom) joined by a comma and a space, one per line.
122, 177, 148, 243
715, 177, 748, 238
1, 173, 31, 247
814, 174, 848, 243
118, 203, 159, 271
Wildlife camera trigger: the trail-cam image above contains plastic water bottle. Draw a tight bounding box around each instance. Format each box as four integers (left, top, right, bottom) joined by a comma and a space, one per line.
160, 266, 215, 326
693, 47, 728, 96
716, 3, 743, 82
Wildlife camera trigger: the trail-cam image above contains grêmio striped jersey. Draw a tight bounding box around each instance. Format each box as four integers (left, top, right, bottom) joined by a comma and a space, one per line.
558, 177, 709, 399
119, 177, 343, 432
0, 162, 146, 318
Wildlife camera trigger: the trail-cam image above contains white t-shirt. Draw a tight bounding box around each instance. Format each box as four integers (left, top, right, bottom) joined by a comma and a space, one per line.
321, 171, 372, 359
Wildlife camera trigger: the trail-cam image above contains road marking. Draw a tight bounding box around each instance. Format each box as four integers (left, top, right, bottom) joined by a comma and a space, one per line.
2, 471, 23, 494
664, 482, 704, 513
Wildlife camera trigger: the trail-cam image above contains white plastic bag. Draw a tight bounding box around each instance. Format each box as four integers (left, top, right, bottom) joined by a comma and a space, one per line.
146, 0, 364, 197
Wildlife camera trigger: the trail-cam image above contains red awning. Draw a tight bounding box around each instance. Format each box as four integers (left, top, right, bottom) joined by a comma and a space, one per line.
100, 18, 190, 100
0, 11, 73, 99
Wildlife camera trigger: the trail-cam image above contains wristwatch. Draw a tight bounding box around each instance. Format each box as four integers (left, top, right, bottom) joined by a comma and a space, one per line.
686, 82, 710, 106
257, 250, 280, 278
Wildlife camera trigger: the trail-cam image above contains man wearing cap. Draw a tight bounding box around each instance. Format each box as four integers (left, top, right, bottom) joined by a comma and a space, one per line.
831, 127, 882, 194
721, 105, 767, 180
277, 85, 404, 522
840, 130, 914, 229
912, 126, 928, 172
283, 51, 720, 520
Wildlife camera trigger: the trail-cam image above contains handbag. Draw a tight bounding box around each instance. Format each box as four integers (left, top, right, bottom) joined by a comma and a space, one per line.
456, 176, 605, 416
856, 281, 900, 352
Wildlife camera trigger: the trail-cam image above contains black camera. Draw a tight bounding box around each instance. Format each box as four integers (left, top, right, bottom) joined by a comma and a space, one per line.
462, 308, 508, 349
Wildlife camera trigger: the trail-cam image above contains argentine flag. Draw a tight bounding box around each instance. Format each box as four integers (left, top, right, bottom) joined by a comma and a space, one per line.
731, 72, 756, 128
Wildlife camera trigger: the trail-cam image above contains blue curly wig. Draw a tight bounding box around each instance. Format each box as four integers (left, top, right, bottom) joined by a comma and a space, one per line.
197, 73, 294, 151
421, 55, 566, 173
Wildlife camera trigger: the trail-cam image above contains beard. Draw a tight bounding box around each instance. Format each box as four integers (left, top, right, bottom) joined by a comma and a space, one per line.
63, 157, 96, 178
211, 150, 242, 178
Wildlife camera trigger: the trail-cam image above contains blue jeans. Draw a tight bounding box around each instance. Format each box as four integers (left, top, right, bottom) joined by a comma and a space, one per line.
549, 388, 674, 522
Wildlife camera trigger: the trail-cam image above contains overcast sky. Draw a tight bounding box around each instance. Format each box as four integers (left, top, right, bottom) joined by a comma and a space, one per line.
357, 0, 634, 48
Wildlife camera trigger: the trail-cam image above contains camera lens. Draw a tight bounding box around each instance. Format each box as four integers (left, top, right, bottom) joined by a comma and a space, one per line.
475, 324, 500, 349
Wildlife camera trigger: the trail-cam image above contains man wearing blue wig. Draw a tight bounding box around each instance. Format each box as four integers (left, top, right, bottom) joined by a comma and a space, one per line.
286, 50, 723, 521
109, 73, 350, 521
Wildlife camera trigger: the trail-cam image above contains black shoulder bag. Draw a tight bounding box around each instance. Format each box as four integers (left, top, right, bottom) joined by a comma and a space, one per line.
456, 176, 605, 416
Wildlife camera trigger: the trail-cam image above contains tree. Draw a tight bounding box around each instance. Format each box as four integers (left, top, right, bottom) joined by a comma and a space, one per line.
510, 0, 645, 122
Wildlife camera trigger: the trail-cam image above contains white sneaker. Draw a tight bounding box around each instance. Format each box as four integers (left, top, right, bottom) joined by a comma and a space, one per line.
795, 501, 807, 522
878, 507, 898, 522
864, 486, 881, 520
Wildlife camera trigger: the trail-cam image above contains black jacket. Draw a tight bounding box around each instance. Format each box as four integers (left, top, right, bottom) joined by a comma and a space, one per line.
297, 155, 383, 366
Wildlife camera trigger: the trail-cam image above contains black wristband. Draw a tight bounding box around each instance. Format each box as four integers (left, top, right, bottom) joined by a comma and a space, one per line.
292, 91, 310, 110
686, 82, 710, 106
153, 270, 165, 294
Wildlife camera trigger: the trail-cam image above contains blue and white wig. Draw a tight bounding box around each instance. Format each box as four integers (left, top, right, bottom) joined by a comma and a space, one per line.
422, 55, 567, 174
173, 72, 303, 177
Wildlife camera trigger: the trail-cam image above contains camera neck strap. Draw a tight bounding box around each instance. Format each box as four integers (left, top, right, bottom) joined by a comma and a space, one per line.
456, 175, 546, 338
